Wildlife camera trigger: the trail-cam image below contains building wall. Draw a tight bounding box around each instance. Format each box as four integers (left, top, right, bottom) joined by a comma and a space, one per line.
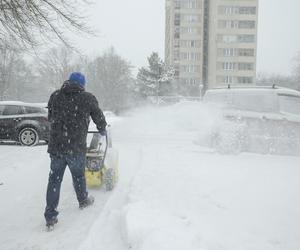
165, 0, 258, 94
165, 0, 205, 96
207, 0, 258, 89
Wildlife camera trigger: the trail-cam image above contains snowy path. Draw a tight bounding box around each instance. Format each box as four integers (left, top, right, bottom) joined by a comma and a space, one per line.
1, 105, 300, 250
0, 144, 111, 250
0, 116, 145, 250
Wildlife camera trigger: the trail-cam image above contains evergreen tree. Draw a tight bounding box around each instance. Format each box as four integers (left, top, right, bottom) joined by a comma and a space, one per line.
136, 52, 174, 98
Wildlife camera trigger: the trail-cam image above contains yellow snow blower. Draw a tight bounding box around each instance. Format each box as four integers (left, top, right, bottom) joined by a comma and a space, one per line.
85, 129, 118, 190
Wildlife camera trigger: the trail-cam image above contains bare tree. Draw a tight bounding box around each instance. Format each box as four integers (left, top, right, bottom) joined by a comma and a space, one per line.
0, 0, 93, 48
0, 39, 40, 101
86, 47, 135, 112
0, 41, 21, 100
6, 59, 35, 100
37, 46, 76, 90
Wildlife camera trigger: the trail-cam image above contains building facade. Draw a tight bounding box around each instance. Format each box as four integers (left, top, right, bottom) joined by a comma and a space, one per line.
165, 0, 258, 95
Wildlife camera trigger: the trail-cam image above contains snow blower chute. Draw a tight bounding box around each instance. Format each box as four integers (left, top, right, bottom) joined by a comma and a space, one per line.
85, 129, 118, 191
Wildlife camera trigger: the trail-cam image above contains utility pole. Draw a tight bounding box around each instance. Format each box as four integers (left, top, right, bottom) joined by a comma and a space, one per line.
199, 84, 204, 99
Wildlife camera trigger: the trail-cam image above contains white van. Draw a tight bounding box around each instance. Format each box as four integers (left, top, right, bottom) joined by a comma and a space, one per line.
203, 86, 300, 155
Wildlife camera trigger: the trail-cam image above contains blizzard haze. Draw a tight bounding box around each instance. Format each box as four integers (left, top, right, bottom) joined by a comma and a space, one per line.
75, 0, 165, 72
75, 0, 300, 75
257, 0, 300, 75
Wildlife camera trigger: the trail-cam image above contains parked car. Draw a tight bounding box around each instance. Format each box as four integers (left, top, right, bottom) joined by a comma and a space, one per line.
0, 101, 49, 146
103, 111, 116, 118
203, 86, 300, 155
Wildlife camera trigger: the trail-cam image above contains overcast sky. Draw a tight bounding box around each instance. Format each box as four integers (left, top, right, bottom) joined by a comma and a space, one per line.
75, 0, 300, 76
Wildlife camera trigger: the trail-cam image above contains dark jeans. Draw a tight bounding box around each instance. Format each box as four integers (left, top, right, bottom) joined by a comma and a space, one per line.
44, 153, 87, 221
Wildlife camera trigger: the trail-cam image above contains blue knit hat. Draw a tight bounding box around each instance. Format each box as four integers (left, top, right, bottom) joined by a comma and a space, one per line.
69, 72, 86, 88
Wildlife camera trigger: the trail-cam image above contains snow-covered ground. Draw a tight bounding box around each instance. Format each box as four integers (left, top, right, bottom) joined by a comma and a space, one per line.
0, 104, 299, 250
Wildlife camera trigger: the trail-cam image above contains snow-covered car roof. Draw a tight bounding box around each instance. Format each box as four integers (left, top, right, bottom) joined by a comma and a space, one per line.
204, 86, 300, 114
205, 86, 300, 96
0, 101, 47, 108
103, 111, 116, 117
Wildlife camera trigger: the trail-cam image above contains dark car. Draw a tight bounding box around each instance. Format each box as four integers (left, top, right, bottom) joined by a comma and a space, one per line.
203, 86, 300, 155
0, 101, 49, 146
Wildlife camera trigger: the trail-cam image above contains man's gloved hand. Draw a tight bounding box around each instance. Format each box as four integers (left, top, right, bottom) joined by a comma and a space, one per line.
99, 130, 107, 136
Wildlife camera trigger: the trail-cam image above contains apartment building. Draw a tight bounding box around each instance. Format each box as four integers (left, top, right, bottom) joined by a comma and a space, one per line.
165, 0, 258, 95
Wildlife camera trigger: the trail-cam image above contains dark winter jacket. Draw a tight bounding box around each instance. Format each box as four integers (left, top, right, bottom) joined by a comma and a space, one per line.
47, 81, 107, 154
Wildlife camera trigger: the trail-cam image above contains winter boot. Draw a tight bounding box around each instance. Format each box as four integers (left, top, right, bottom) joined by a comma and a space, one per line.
79, 195, 95, 209
46, 217, 58, 231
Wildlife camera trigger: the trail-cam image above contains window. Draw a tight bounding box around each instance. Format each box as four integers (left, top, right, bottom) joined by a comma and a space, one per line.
174, 39, 180, 48
180, 40, 201, 48
217, 75, 234, 84
174, 0, 180, 9
180, 0, 201, 9
239, 6, 256, 15
279, 95, 300, 115
218, 35, 238, 43
2, 105, 23, 116
181, 27, 201, 34
218, 6, 256, 15
238, 63, 254, 71
218, 20, 238, 29
174, 50, 180, 60
218, 6, 239, 15
237, 76, 253, 84
181, 52, 201, 61
181, 65, 201, 73
222, 62, 236, 70
227, 6, 238, 15
174, 27, 180, 38
189, 0, 201, 9
190, 52, 200, 61
174, 64, 180, 76
238, 48, 254, 57
238, 20, 255, 29
174, 13, 180, 26
184, 14, 200, 23
226, 76, 233, 83
183, 78, 201, 85
219, 20, 255, 29
218, 48, 236, 57
225, 48, 235, 56
180, 52, 188, 60
24, 106, 46, 114
190, 40, 197, 47
218, 35, 255, 43
238, 34, 255, 43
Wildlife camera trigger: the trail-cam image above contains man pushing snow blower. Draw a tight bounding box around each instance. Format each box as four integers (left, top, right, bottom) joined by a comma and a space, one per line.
44, 72, 107, 231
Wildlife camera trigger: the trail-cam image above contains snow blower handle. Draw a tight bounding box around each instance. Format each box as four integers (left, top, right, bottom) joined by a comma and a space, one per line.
87, 131, 109, 166
102, 132, 108, 167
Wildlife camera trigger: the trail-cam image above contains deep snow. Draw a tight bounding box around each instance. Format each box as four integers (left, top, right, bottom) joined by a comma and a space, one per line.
0, 104, 300, 250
